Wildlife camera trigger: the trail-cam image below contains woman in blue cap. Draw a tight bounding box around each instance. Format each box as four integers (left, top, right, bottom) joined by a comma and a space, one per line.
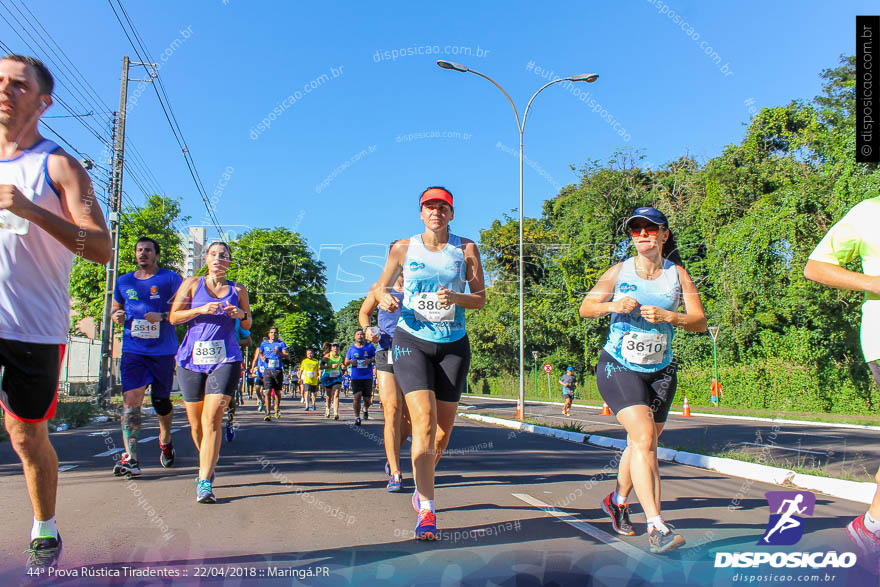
579, 206, 706, 554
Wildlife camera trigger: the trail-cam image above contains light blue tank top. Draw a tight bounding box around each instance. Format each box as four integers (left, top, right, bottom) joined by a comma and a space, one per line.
397, 233, 468, 343
603, 258, 681, 372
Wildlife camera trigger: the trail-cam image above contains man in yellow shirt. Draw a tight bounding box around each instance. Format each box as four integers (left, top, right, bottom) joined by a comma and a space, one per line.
805, 195, 880, 568
298, 348, 321, 411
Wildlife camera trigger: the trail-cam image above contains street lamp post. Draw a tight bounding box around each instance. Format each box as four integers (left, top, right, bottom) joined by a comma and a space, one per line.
531, 350, 539, 399
437, 60, 598, 421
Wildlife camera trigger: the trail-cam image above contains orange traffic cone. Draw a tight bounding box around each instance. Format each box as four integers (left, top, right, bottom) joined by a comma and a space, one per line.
600, 401, 612, 416
515, 397, 523, 420
682, 396, 692, 417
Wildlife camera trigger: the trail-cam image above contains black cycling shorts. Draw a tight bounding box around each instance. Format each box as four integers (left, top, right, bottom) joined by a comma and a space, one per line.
596, 350, 677, 423
263, 369, 283, 392
0, 339, 64, 422
178, 362, 241, 403
351, 378, 373, 400
375, 348, 394, 373
391, 328, 470, 403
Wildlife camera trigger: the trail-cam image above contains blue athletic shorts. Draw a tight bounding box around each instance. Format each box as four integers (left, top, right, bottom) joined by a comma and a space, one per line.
120, 353, 176, 397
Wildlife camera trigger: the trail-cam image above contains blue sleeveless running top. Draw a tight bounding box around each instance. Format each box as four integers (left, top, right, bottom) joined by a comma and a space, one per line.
603, 258, 681, 372
377, 289, 404, 350
397, 233, 468, 343
176, 277, 243, 372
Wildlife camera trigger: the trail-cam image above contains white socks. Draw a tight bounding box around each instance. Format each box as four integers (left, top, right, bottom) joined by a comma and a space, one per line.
647, 515, 669, 534
865, 511, 880, 535
32, 516, 57, 540
612, 490, 627, 506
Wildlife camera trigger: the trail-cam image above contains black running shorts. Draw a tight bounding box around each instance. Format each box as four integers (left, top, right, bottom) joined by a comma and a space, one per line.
391, 328, 470, 403
177, 362, 241, 403
351, 377, 373, 400
262, 369, 283, 392
0, 339, 64, 422
375, 348, 394, 373
596, 350, 677, 423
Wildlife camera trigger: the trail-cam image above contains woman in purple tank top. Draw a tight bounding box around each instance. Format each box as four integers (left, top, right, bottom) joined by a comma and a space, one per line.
170, 242, 252, 503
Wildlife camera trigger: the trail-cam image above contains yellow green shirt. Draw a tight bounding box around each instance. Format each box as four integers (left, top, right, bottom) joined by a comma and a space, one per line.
299, 358, 321, 385
809, 195, 880, 362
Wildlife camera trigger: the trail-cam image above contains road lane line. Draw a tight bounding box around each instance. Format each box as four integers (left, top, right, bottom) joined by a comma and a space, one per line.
511, 492, 675, 571
58, 465, 78, 472
138, 435, 159, 444
94, 448, 124, 457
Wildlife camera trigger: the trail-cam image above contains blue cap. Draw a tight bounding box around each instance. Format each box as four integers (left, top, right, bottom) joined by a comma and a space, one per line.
567, 366, 573, 371
625, 206, 668, 228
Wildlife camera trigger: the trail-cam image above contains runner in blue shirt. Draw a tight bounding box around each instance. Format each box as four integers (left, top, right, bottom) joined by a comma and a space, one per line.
345, 330, 376, 426
110, 237, 183, 477
258, 327, 289, 420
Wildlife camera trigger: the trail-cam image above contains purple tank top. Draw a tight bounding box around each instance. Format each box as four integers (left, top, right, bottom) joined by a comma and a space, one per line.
176, 277, 243, 372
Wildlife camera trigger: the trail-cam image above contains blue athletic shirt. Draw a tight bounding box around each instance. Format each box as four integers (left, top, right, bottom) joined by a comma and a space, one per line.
397, 233, 468, 343
113, 269, 183, 356
603, 258, 681, 373
346, 343, 376, 379
260, 340, 287, 370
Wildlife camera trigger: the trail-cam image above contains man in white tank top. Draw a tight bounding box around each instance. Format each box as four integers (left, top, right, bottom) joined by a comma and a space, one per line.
0, 55, 111, 572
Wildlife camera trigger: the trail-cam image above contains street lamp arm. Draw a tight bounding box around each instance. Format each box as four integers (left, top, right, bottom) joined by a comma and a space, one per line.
463, 68, 522, 132
522, 78, 571, 135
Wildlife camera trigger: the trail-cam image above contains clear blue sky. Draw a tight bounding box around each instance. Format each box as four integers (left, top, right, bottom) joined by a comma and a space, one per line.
4, 1, 873, 309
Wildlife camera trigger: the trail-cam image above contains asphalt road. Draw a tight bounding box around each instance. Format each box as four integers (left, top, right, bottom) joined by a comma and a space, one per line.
0, 393, 875, 586
462, 395, 880, 481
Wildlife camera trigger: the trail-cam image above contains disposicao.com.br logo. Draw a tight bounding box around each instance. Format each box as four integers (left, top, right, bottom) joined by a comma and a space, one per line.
714, 491, 857, 569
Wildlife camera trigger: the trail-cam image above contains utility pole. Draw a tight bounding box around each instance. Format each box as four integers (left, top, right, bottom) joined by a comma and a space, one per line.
97, 56, 130, 407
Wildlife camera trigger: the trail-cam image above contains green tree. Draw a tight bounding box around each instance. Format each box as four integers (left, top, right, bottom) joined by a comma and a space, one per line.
69, 194, 188, 330
334, 297, 375, 354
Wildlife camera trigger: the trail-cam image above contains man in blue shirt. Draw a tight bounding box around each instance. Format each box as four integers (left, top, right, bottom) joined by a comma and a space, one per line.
110, 237, 183, 476
345, 329, 376, 426
258, 327, 288, 420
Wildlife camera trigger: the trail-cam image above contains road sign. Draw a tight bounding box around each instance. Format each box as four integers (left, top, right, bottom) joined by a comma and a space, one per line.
543, 363, 553, 374
708, 326, 720, 341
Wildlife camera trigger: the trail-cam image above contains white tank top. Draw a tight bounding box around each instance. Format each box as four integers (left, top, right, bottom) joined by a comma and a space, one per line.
0, 139, 74, 344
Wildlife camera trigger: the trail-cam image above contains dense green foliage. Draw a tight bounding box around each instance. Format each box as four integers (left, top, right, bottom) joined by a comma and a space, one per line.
468, 56, 880, 415
69, 194, 187, 330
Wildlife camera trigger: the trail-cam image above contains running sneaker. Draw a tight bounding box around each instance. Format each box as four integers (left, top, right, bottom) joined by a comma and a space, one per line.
194, 471, 215, 484
274, 410, 280, 420
846, 514, 880, 571
333, 414, 339, 420
24, 532, 62, 573
225, 422, 235, 442
355, 417, 361, 426
414, 509, 437, 540
363, 408, 369, 420
325, 408, 330, 418
257, 401, 264, 412
264, 414, 271, 422
385, 461, 391, 477
196, 479, 216, 504
647, 524, 685, 554
113, 453, 141, 477
159, 442, 176, 468
601, 493, 635, 536
387, 473, 403, 493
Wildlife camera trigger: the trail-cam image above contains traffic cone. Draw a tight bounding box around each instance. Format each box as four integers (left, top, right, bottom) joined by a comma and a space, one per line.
682, 395, 692, 417
515, 397, 523, 420
600, 401, 612, 416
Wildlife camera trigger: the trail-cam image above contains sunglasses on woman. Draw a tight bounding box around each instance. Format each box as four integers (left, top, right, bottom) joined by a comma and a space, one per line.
628, 224, 661, 236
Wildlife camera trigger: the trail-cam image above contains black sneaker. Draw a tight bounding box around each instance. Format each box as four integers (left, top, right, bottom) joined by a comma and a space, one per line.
601, 492, 635, 536
113, 453, 141, 477
648, 523, 685, 554
355, 417, 361, 426
24, 532, 62, 574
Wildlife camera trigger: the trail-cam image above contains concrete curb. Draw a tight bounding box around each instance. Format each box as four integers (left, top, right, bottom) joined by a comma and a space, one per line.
461, 394, 880, 431
459, 412, 877, 505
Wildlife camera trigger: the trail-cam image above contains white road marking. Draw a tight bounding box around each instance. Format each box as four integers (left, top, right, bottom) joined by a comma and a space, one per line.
740, 442, 827, 456
512, 492, 675, 571
58, 465, 78, 472
94, 447, 124, 457
138, 435, 159, 444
